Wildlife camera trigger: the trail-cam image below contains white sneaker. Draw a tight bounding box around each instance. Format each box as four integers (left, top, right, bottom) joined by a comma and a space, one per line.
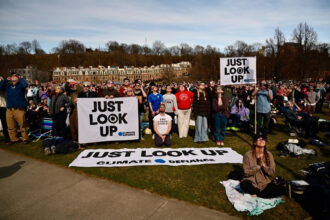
44, 147, 51, 155
152, 134, 155, 139
51, 145, 56, 154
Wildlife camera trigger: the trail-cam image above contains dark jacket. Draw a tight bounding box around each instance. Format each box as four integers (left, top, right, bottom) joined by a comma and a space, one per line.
193, 90, 210, 116
212, 95, 230, 118
0, 78, 28, 108
285, 108, 298, 122
77, 91, 97, 98
102, 88, 119, 97
49, 93, 72, 115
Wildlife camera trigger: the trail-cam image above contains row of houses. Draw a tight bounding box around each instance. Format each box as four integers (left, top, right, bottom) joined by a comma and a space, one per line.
52, 61, 191, 83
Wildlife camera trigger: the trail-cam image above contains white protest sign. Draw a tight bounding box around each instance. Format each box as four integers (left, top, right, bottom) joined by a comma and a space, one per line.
77, 97, 139, 143
69, 147, 243, 167
220, 57, 256, 85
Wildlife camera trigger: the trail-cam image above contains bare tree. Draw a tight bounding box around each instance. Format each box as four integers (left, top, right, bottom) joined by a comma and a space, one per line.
194, 45, 204, 55
106, 41, 120, 52
5, 43, 18, 54
169, 46, 180, 56
142, 45, 152, 55
292, 22, 317, 52
180, 43, 193, 56
53, 39, 85, 54
31, 40, 45, 54
265, 27, 285, 56
18, 41, 32, 54
152, 41, 165, 55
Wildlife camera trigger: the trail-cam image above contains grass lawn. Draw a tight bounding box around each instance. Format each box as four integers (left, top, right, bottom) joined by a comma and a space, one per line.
1, 107, 329, 219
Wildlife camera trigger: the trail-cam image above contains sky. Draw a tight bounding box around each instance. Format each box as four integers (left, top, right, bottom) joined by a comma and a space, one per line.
0, 0, 329, 53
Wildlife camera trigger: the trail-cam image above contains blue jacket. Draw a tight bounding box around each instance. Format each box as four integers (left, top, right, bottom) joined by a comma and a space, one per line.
0, 78, 28, 108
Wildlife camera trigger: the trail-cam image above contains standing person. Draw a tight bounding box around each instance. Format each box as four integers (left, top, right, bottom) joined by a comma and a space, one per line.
134, 82, 147, 140
163, 86, 178, 136
176, 84, 194, 138
252, 80, 273, 139
153, 103, 172, 147
102, 81, 119, 98
193, 82, 210, 143
0, 73, 29, 144
305, 86, 319, 115
315, 83, 326, 113
240, 136, 285, 198
119, 78, 132, 97
70, 83, 97, 147
26, 85, 34, 101
49, 86, 72, 138
0, 80, 10, 143
148, 85, 163, 138
33, 84, 40, 105
213, 86, 229, 146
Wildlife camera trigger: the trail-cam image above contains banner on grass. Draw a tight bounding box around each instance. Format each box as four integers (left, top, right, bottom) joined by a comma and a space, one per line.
69, 147, 243, 167
220, 57, 256, 86
77, 97, 139, 144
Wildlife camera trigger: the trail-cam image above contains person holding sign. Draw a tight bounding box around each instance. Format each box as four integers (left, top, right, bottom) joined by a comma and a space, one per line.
153, 103, 172, 147
212, 86, 229, 146
252, 80, 273, 139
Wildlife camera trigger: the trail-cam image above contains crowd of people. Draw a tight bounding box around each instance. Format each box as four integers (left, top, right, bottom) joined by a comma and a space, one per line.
0, 73, 329, 147
0, 72, 329, 198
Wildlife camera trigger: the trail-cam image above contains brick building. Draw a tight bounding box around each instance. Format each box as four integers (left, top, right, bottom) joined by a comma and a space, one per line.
52, 62, 191, 83
10, 65, 51, 84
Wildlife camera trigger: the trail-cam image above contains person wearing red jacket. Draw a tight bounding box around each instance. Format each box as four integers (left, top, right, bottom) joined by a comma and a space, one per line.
176, 84, 194, 138
119, 78, 132, 97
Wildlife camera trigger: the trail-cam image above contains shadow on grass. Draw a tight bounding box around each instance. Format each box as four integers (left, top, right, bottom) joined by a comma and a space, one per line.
232, 132, 253, 147
275, 160, 301, 179
227, 164, 244, 181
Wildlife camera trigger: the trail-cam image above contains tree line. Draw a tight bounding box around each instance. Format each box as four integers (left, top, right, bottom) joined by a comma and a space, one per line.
0, 22, 329, 81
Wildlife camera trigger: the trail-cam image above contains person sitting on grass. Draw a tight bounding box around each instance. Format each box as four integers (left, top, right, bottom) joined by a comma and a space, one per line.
153, 103, 172, 147
240, 136, 286, 198
228, 99, 250, 131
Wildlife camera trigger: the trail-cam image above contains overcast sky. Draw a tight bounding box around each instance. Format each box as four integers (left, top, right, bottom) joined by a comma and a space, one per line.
0, 0, 329, 52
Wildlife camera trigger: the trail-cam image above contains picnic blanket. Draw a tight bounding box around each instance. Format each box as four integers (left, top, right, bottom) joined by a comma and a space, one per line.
220, 179, 283, 216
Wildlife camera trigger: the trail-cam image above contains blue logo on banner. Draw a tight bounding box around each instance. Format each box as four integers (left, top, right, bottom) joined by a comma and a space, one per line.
118, 132, 123, 136
155, 159, 166, 163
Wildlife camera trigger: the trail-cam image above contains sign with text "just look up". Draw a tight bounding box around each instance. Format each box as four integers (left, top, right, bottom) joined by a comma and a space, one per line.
69, 148, 243, 167
220, 57, 256, 85
77, 97, 139, 144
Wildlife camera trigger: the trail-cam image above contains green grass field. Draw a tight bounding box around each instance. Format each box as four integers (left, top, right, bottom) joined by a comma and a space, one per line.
1, 108, 329, 219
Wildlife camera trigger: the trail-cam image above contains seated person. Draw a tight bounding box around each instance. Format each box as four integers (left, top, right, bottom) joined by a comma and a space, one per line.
228, 99, 250, 131
285, 101, 318, 138
26, 100, 42, 131
240, 136, 286, 198
153, 103, 172, 147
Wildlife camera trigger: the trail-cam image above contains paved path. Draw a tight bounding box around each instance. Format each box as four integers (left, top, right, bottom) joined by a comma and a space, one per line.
0, 148, 239, 220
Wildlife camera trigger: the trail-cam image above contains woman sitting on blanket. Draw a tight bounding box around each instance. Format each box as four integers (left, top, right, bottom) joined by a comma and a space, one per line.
240, 136, 286, 198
